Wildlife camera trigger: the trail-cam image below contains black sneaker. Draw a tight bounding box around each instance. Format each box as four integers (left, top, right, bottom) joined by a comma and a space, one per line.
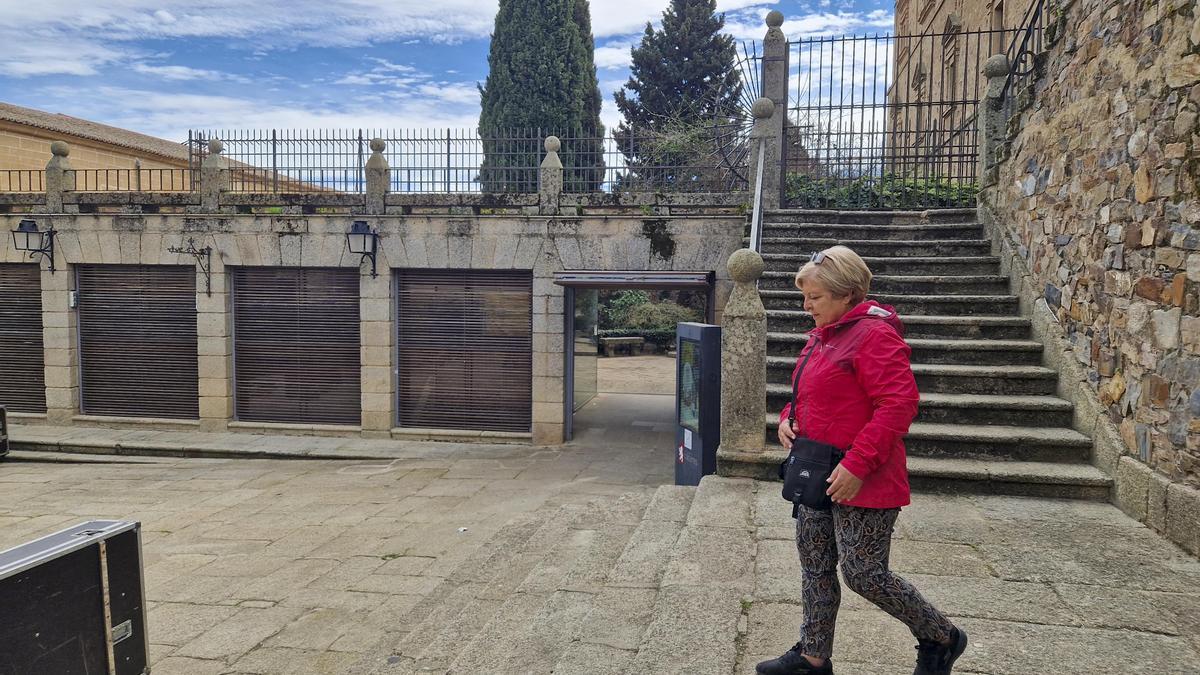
913, 626, 968, 675
756, 643, 833, 675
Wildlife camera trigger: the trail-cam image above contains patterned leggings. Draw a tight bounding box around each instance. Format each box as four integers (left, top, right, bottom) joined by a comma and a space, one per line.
795, 504, 954, 659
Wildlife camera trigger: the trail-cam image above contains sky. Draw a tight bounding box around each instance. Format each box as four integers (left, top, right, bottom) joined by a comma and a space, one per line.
0, 0, 895, 144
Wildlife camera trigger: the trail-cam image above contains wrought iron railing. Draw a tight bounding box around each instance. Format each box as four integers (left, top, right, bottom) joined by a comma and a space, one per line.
784, 28, 1021, 209
0, 170, 44, 192
999, 0, 1048, 124
190, 127, 750, 195
68, 169, 194, 192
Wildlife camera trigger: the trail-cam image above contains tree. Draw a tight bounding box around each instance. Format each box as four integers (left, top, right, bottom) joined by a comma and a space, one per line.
478, 0, 605, 192
615, 0, 742, 131
613, 0, 742, 190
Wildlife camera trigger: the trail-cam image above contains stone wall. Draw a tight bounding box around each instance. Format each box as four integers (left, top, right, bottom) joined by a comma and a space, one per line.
980, 1, 1200, 496
0, 211, 743, 445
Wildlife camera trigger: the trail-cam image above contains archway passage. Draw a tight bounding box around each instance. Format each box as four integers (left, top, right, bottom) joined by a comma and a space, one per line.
555, 272, 714, 469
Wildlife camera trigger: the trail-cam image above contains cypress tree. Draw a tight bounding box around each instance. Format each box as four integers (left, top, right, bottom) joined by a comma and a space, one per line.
478, 0, 605, 192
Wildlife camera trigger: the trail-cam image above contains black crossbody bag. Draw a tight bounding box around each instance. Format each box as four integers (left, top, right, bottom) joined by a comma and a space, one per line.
778, 336, 845, 516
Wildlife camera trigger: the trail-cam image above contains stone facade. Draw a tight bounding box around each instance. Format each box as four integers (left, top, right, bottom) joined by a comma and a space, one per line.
979, 0, 1200, 541
0, 203, 743, 446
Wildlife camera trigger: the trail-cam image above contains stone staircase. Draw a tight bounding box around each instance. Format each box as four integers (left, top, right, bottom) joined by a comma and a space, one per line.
724, 208, 1112, 500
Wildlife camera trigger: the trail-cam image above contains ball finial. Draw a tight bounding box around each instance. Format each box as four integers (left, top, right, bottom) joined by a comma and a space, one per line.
544, 135, 561, 153
370, 138, 386, 153
728, 248, 765, 283
208, 139, 224, 154
766, 10, 784, 28
50, 141, 70, 157
982, 54, 1009, 78
752, 97, 775, 120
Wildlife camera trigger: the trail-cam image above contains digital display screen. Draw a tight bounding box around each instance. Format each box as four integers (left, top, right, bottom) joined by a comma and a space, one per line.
678, 338, 701, 432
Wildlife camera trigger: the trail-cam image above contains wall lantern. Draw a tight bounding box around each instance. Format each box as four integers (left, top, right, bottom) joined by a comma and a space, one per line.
346, 220, 379, 278
11, 219, 56, 273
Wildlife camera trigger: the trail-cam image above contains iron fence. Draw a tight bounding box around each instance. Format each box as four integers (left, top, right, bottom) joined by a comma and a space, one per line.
0, 170, 44, 192
785, 27, 1025, 209
190, 127, 750, 195
68, 169, 194, 192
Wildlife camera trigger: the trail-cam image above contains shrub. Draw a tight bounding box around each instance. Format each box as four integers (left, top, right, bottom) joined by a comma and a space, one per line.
623, 301, 701, 330
785, 173, 978, 209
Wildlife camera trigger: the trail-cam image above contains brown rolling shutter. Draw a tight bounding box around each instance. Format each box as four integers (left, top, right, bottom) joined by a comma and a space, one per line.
232, 267, 361, 425
76, 265, 198, 419
0, 264, 46, 413
397, 269, 532, 433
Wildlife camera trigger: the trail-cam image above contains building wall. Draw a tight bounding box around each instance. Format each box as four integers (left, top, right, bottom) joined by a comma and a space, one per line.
979, 0, 1200, 543
0, 123, 187, 172
0, 211, 744, 445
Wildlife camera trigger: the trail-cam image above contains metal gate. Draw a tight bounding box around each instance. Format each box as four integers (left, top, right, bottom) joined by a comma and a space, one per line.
784, 22, 1033, 209
396, 269, 532, 433
76, 265, 198, 419
232, 267, 361, 425
0, 264, 45, 413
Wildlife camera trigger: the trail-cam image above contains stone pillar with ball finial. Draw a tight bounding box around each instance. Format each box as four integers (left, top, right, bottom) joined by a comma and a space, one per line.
365, 137, 390, 214
200, 139, 228, 212
44, 141, 73, 213
759, 10, 789, 210
718, 248, 768, 458
539, 135, 563, 216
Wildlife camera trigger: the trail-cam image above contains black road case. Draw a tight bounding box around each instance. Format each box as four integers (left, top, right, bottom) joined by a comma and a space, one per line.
0, 520, 149, 675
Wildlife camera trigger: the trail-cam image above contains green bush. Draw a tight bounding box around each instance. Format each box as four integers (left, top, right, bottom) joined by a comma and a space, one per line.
596, 328, 677, 350
623, 301, 700, 331
599, 290, 651, 328
785, 173, 978, 209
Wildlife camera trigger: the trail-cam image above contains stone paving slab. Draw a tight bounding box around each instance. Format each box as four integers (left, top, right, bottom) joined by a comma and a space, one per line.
3, 444, 1199, 673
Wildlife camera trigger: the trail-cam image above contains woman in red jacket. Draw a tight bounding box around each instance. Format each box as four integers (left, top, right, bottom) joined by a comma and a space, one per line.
756, 246, 967, 675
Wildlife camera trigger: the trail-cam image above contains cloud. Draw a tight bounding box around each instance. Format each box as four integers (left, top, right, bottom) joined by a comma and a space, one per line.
723, 9, 894, 41
594, 42, 635, 70
132, 63, 249, 83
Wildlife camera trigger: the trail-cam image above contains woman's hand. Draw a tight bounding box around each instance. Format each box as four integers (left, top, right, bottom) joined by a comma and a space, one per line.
826, 464, 864, 503
777, 419, 798, 449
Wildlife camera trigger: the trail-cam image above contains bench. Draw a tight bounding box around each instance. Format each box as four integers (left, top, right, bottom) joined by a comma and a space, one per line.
599, 336, 645, 357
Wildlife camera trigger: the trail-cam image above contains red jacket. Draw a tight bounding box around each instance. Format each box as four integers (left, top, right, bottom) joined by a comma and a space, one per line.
779, 300, 919, 509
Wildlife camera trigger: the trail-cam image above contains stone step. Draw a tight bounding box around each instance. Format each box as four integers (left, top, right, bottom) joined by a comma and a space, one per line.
763, 207, 978, 225
623, 477, 754, 675
766, 357, 1060, 395
760, 271, 1011, 296
760, 222, 984, 241
765, 333, 1045, 365
762, 254, 1002, 276
440, 492, 655, 674
765, 386, 1075, 428
718, 448, 1112, 501
760, 411, 1091, 462
754, 237, 993, 257
760, 290, 1019, 315
551, 485, 697, 675
766, 310, 1032, 340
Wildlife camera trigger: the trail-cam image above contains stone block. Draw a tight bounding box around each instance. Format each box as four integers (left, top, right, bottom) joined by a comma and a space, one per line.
42, 347, 74, 368
361, 322, 391, 347
198, 377, 229, 399
1115, 456, 1151, 522
199, 396, 233, 420
43, 366, 74, 389
196, 313, 228, 338
44, 387, 76, 410
197, 336, 232, 357
1165, 483, 1200, 556
1147, 471, 1170, 533
197, 355, 228, 377
361, 366, 392, 394
532, 421, 563, 445
361, 410, 392, 432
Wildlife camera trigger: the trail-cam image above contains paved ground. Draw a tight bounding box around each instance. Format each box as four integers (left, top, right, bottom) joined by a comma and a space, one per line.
2, 357, 1197, 673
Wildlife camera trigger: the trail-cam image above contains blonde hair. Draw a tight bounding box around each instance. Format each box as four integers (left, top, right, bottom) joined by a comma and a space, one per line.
794, 245, 872, 304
